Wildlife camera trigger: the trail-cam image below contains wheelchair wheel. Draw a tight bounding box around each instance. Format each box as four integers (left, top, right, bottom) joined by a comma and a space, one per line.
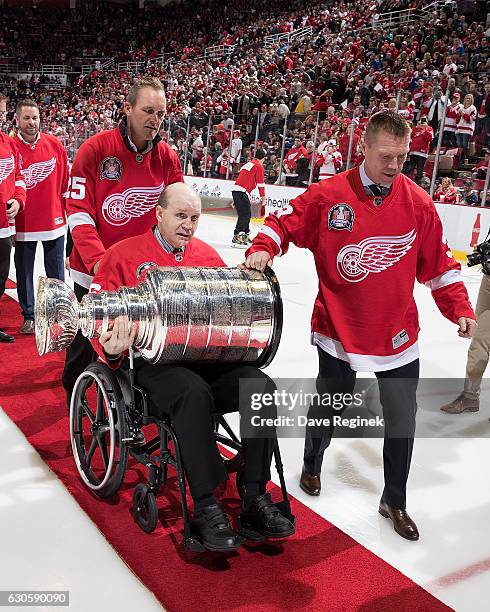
70, 363, 129, 498
133, 483, 158, 533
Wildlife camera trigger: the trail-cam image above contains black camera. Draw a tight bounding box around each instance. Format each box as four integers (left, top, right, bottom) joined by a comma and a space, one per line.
467, 235, 490, 275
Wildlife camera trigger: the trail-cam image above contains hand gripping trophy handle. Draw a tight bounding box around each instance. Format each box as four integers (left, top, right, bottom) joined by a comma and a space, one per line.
35, 266, 282, 368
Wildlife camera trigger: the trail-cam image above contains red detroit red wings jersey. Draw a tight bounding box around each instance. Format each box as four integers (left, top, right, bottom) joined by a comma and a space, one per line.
89, 229, 225, 366
11, 133, 69, 241
247, 167, 474, 371
67, 127, 183, 288
234, 159, 265, 197
0, 132, 26, 238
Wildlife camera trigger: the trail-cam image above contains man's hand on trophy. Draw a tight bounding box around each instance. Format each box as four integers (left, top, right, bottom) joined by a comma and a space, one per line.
239, 250, 272, 272
99, 315, 137, 355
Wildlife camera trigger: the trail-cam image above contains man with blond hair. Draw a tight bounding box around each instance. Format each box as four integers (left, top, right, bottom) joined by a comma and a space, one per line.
242, 111, 477, 541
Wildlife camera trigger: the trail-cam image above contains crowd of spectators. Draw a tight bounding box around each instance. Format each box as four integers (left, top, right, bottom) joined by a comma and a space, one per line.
0, 0, 488, 203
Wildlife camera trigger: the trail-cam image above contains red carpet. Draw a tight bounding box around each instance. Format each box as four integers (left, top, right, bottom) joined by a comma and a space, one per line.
0, 294, 452, 612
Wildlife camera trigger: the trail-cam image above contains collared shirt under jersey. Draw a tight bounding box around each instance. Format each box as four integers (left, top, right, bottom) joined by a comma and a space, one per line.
358, 161, 391, 191
16, 131, 41, 148
153, 225, 185, 257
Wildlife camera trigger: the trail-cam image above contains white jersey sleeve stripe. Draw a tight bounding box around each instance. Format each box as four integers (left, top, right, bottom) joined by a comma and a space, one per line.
15, 180, 26, 190
424, 269, 462, 291
258, 225, 283, 255
68, 212, 96, 230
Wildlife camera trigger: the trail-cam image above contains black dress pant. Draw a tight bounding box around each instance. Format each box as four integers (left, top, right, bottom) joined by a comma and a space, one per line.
62, 282, 96, 396
0, 236, 13, 322
232, 190, 251, 235
303, 348, 418, 509
135, 361, 276, 500
0, 236, 12, 298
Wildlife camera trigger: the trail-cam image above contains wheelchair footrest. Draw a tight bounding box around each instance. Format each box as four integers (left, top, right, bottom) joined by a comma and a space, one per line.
183, 535, 206, 553
236, 514, 266, 542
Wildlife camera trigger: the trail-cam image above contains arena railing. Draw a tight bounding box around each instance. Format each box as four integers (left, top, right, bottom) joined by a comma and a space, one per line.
116, 61, 147, 72
371, 0, 453, 30
204, 45, 236, 59
69, 55, 114, 68
43, 104, 488, 206
371, 7, 418, 29
164, 108, 363, 187
0, 64, 20, 74
289, 26, 313, 43
264, 26, 313, 48
41, 65, 70, 75
81, 58, 115, 74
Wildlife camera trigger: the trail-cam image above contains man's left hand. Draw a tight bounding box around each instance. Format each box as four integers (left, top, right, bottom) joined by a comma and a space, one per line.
6, 199, 21, 221
458, 317, 477, 339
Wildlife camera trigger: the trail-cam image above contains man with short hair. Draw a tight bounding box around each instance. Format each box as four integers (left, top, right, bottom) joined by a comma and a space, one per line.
62, 77, 183, 404
11, 99, 69, 334
91, 182, 295, 552
0, 93, 26, 343
242, 111, 476, 541
231, 148, 266, 248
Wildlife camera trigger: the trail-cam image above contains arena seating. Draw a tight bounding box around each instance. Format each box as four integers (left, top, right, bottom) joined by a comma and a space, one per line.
0, 0, 488, 201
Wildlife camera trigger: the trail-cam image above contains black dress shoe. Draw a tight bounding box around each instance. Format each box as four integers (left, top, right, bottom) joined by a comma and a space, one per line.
300, 469, 321, 496
192, 504, 241, 552
241, 492, 295, 539
0, 329, 14, 343
379, 501, 419, 541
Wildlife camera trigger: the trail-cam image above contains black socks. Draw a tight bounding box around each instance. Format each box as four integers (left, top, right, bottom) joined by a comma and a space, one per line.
244, 481, 266, 507
193, 493, 217, 512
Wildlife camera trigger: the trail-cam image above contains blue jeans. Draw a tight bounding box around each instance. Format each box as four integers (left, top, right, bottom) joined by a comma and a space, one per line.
456, 132, 471, 160
14, 235, 65, 320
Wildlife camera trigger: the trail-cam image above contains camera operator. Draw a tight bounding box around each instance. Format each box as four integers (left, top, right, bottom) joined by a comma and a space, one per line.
441, 235, 490, 413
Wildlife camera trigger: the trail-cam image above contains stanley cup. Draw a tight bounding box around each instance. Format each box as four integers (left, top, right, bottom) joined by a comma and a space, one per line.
35, 267, 282, 367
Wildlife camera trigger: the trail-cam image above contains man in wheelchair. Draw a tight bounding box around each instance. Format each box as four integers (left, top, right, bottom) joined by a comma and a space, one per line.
87, 182, 295, 551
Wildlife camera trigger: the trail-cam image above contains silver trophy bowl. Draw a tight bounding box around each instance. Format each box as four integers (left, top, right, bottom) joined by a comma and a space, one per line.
35, 267, 282, 367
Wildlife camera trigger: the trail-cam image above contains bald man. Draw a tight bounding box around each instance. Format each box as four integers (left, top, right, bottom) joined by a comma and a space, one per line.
88, 183, 295, 552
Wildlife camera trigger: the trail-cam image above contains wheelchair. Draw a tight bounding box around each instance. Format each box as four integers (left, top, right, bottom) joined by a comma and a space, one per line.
69, 351, 294, 552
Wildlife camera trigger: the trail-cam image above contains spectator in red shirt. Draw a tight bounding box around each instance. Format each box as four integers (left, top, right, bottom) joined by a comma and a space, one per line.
434, 177, 458, 204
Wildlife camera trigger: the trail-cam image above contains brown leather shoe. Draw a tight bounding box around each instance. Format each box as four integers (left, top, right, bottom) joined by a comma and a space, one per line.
300, 470, 321, 496
19, 320, 35, 334
440, 393, 479, 414
379, 501, 419, 541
